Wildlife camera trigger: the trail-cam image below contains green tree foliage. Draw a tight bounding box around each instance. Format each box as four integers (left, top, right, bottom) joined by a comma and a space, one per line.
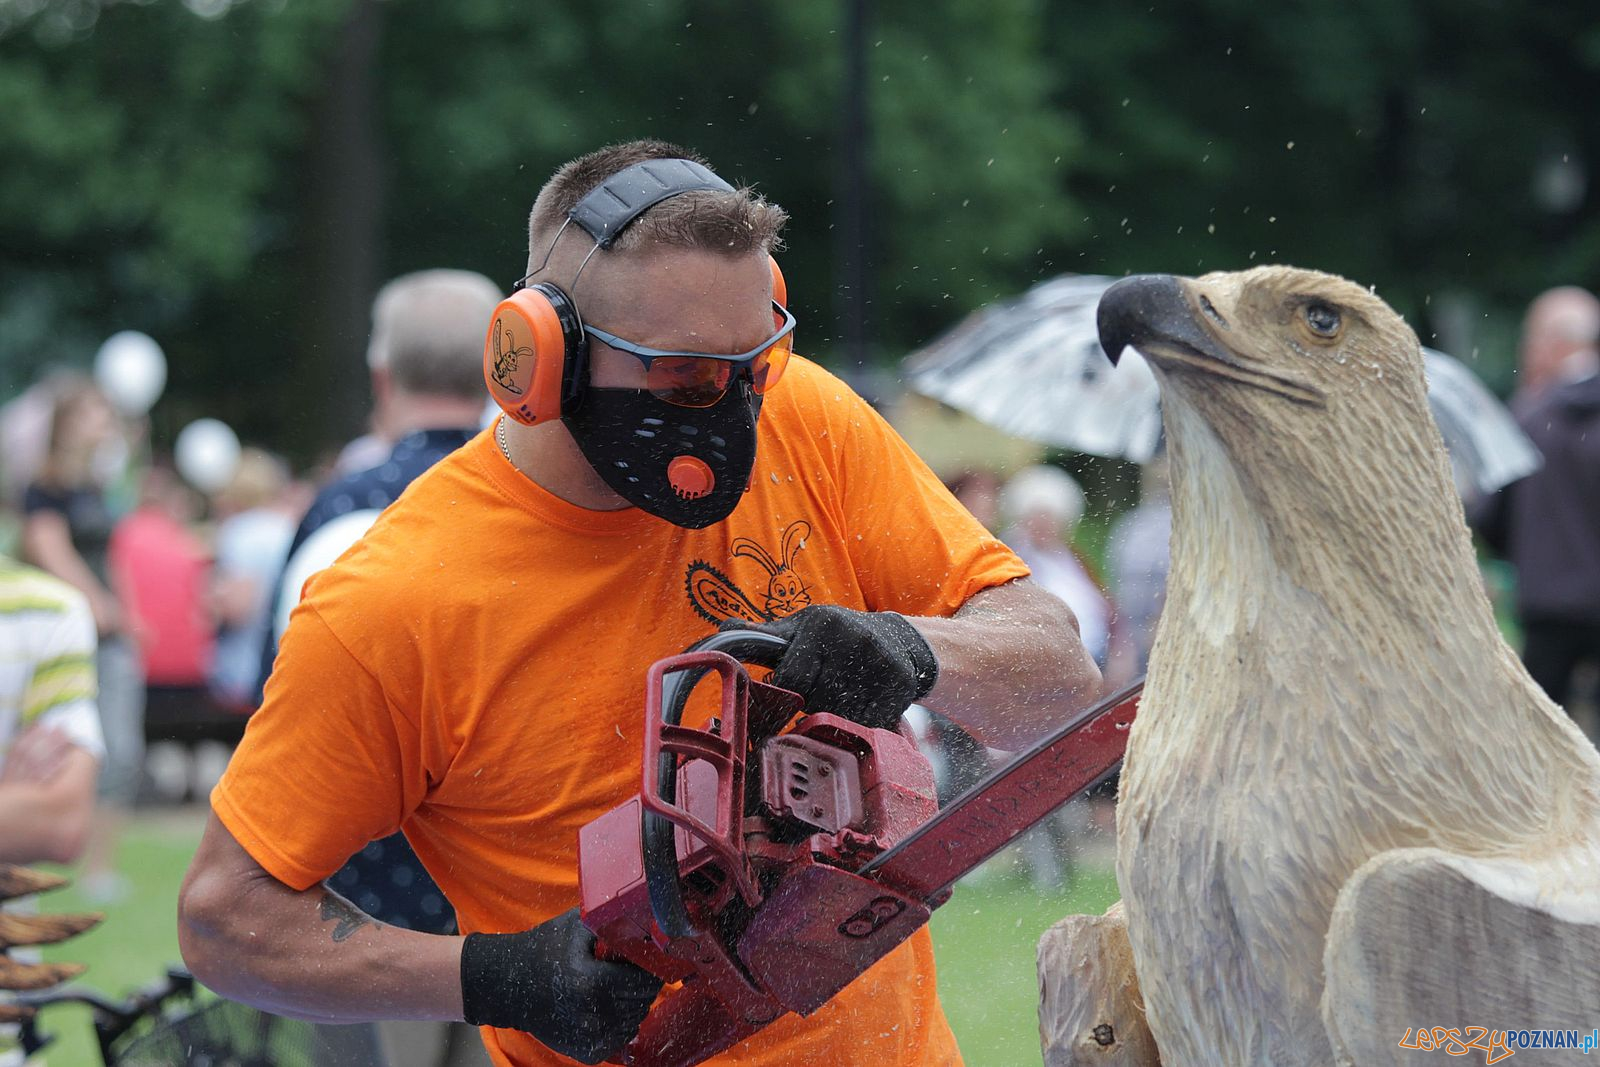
374, 0, 1082, 358
1042, 0, 1600, 387
2, 0, 1598, 458
0, 0, 346, 363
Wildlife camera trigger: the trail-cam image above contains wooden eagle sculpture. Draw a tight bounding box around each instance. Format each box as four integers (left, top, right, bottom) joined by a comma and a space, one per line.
1039, 267, 1600, 1067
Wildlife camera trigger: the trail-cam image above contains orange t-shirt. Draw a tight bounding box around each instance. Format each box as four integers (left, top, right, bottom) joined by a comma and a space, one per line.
213, 356, 1028, 1066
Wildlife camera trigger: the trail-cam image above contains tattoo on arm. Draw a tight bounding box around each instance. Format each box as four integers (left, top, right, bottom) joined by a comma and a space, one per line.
319, 892, 374, 943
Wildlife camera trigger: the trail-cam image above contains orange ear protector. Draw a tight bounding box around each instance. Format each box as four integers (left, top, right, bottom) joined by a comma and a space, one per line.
483, 281, 584, 427
484, 158, 788, 427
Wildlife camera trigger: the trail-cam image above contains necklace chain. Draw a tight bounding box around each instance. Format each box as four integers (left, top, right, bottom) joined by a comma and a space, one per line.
496, 417, 512, 464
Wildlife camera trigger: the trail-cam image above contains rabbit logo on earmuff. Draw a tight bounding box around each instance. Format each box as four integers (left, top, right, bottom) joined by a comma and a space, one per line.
489, 317, 530, 396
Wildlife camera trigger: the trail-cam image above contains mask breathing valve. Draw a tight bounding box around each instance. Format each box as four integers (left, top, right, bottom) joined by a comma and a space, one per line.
667, 456, 715, 500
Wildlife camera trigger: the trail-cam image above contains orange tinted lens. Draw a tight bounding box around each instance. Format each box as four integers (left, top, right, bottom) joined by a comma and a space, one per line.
648, 357, 732, 407
750, 335, 793, 395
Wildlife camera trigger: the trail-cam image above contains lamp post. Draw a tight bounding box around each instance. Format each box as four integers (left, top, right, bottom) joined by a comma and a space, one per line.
836, 0, 871, 370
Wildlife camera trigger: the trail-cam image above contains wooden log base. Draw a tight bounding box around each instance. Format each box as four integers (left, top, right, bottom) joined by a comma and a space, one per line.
1038, 902, 1161, 1066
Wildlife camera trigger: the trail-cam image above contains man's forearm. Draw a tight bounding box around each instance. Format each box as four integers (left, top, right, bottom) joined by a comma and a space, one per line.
178, 815, 464, 1025
0, 750, 97, 864
0, 784, 90, 865
909, 579, 1102, 750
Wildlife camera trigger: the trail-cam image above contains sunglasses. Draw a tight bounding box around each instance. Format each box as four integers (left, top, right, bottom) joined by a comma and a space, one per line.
583, 302, 797, 408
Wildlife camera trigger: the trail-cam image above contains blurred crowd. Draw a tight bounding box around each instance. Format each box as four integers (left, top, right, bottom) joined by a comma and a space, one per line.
909, 459, 1171, 889
0, 271, 1596, 910
0, 373, 313, 899
0, 270, 501, 916
1469, 285, 1600, 720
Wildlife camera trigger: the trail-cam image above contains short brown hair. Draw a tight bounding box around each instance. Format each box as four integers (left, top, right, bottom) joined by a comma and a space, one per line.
526, 140, 787, 272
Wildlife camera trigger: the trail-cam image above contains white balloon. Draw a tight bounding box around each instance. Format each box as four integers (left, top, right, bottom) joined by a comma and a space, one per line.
174, 418, 241, 494
94, 331, 168, 416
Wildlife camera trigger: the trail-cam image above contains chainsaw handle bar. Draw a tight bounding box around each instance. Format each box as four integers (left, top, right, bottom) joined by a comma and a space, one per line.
643, 629, 789, 939
655, 630, 788, 729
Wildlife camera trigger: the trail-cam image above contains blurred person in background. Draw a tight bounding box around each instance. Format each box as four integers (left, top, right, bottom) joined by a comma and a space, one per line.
256, 269, 504, 697
0, 371, 78, 514
209, 448, 301, 713
946, 467, 1002, 534
1104, 453, 1172, 692
0, 549, 105, 1067
0, 552, 103, 864
20, 380, 142, 902
1509, 285, 1600, 418
998, 464, 1112, 889
999, 464, 1110, 669
250, 268, 502, 1067
332, 422, 397, 483
108, 463, 218, 802
1472, 285, 1600, 726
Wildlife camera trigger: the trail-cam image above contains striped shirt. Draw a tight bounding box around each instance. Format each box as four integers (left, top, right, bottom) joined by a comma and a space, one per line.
0, 559, 105, 762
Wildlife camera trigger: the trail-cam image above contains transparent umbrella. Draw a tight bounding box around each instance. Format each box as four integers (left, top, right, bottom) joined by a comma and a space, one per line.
903, 273, 1540, 495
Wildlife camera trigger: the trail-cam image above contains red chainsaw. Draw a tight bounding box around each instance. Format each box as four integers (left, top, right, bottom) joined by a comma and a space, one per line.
578, 629, 1140, 1066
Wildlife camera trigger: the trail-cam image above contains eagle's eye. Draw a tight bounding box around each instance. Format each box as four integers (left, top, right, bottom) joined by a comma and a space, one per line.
1304, 303, 1342, 337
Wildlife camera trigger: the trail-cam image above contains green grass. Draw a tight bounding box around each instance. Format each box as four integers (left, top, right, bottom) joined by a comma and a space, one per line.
932, 859, 1121, 1067
26, 808, 1121, 1067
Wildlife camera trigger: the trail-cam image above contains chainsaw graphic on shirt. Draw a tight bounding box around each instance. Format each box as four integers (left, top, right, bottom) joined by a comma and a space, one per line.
684, 520, 812, 624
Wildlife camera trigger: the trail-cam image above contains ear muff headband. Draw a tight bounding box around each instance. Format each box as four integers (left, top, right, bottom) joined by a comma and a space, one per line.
569, 159, 735, 248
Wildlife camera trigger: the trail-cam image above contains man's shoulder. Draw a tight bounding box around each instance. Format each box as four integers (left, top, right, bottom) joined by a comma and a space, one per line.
0, 558, 90, 621
1547, 374, 1600, 422
760, 356, 879, 441
770, 355, 854, 408
297, 440, 500, 612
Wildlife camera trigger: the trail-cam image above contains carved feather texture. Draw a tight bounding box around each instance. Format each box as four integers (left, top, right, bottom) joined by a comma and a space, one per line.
0, 910, 102, 949
0, 866, 67, 902
0, 959, 84, 991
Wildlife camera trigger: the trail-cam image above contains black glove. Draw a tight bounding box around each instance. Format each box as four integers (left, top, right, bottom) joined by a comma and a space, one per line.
721, 605, 939, 730
460, 906, 662, 1064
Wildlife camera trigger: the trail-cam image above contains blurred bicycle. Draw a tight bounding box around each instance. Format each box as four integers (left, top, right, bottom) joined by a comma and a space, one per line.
12, 966, 386, 1067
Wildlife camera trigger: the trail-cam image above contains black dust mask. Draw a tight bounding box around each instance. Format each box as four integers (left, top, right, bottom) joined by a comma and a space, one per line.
562, 383, 760, 529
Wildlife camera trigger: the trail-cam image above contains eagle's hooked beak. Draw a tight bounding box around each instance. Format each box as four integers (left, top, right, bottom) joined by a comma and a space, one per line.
1097, 273, 1325, 406
1097, 274, 1216, 366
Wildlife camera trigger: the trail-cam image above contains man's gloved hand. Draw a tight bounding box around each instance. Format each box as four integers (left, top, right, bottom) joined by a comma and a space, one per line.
721, 605, 939, 730
460, 906, 662, 1065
